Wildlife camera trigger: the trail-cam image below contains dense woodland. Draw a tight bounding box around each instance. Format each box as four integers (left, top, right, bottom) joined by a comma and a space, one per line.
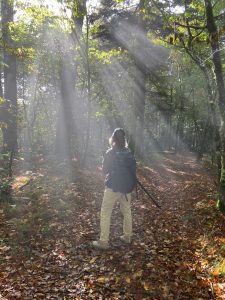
0, 0, 225, 299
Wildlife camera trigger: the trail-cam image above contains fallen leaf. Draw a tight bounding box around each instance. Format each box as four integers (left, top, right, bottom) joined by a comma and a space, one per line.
97, 276, 109, 283
212, 270, 219, 276
90, 257, 98, 264
0, 246, 10, 252
143, 281, 151, 291
1, 272, 8, 279
34, 293, 45, 298
133, 270, 143, 278
146, 262, 154, 268
125, 277, 131, 283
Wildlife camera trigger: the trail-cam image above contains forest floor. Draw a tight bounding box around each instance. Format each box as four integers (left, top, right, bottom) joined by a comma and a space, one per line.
0, 152, 225, 300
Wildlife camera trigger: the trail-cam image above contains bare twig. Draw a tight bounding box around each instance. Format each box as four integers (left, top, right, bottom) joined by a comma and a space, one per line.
210, 282, 215, 299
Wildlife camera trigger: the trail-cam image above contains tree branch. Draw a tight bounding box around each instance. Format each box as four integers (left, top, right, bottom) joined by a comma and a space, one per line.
174, 22, 207, 30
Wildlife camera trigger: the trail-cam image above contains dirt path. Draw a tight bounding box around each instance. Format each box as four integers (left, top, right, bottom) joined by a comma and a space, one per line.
0, 152, 225, 299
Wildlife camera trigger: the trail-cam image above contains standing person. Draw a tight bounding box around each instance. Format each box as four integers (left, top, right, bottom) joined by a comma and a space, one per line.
92, 128, 136, 250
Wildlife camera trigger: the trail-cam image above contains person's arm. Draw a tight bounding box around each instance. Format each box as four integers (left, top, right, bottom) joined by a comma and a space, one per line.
102, 150, 113, 174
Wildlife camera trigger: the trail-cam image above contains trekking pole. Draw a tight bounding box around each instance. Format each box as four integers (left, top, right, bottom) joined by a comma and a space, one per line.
136, 179, 161, 209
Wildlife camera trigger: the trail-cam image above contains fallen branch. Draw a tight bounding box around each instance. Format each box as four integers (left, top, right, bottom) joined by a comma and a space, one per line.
18, 178, 33, 191
210, 282, 215, 299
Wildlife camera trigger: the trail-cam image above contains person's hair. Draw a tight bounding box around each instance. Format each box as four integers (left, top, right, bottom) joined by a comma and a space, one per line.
109, 128, 126, 149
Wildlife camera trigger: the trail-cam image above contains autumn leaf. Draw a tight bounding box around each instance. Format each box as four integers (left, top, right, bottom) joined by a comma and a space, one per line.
125, 277, 131, 284
90, 256, 98, 264
0, 246, 10, 252
212, 270, 219, 276
161, 284, 170, 297
133, 270, 143, 278
1, 272, 8, 279
34, 293, 45, 298
146, 262, 154, 269
143, 281, 151, 291
97, 276, 109, 283
0, 151, 224, 299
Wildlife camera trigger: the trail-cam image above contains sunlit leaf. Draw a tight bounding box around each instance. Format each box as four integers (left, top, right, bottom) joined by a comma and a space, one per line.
143, 281, 151, 291
125, 277, 131, 283
133, 270, 143, 278
90, 257, 98, 264
0, 246, 11, 252
97, 276, 109, 283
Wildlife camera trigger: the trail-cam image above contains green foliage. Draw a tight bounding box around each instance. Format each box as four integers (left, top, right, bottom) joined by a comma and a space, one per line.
89, 47, 125, 64
0, 97, 5, 105
214, 259, 225, 276
219, 243, 225, 253
182, 212, 195, 222
0, 152, 13, 201
72, 0, 86, 18
10, 4, 53, 43
0, 0, 222, 186
41, 224, 53, 237
3, 203, 20, 218
0, 176, 12, 197
95, 111, 104, 120
17, 223, 32, 242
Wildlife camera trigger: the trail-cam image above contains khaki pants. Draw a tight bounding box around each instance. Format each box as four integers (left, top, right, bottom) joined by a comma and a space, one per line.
100, 188, 132, 243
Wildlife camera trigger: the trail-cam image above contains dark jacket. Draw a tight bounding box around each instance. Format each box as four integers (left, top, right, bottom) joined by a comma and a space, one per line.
103, 146, 127, 189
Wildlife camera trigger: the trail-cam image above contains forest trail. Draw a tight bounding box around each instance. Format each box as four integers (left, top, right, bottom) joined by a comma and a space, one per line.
1, 152, 225, 300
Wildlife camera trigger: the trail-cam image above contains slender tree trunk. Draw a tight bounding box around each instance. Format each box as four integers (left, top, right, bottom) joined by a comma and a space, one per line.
132, 0, 147, 159
82, 13, 92, 165
204, 0, 225, 211
0, 64, 3, 98
168, 87, 173, 150
21, 57, 32, 151
55, 59, 75, 161
1, 0, 17, 153
177, 75, 185, 150
0, 59, 4, 150
134, 65, 146, 158
0, 61, 7, 151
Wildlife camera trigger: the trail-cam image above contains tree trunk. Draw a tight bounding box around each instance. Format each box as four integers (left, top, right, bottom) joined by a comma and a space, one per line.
82, 13, 92, 165
133, 65, 146, 158
200, 66, 218, 163
0, 60, 4, 150
1, 0, 17, 153
132, 0, 147, 159
55, 59, 75, 161
55, 0, 87, 162
204, 0, 225, 211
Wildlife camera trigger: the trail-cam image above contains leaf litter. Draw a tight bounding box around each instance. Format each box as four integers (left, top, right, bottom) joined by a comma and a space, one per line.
0, 152, 225, 299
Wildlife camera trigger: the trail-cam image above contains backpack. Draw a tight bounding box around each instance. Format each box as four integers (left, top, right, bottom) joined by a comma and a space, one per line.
111, 149, 136, 193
